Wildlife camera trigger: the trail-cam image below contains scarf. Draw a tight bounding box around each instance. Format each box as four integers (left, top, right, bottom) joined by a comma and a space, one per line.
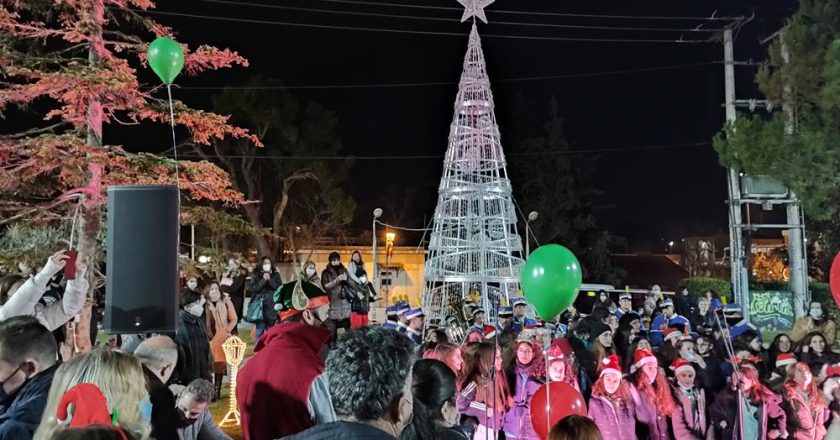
206, 298, 230, 336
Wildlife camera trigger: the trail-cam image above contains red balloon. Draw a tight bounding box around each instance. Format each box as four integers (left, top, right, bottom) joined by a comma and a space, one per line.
529, 382, 587, 439
831, 252, 840, 308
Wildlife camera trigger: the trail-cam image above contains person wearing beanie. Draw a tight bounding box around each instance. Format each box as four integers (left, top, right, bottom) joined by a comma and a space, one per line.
670, 358, 708, 440
630, 348, 676, 440
173, 288, 211, 386
503, 334, 544, 440
320, 252, 351, 342
588, 354, 652, 440
238, 278, 334, 440
588, 321, 614, 368
546, 339, 580, 392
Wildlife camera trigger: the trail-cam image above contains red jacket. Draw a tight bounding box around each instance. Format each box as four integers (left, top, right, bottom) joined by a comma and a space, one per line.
237, 322, 331, 440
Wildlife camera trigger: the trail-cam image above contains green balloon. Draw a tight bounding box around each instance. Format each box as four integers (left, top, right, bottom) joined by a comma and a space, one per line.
520, 244, 583, 319
147, 37, 184, 84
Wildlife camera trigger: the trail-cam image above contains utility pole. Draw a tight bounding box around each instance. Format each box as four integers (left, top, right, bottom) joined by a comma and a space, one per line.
723, 26, 751, 319
780, 30, 809, 317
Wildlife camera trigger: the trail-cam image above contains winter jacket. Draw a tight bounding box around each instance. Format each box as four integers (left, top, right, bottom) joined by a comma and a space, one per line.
790, 317, 837, 346
801, 350, 840, 375
782, 386, 827, 440
174, 390, 231, 440
1, 259, 87, 331
457, 379, 506, 430
238, 322, 334, 440
174, 310, 212, 385
282, 421, 396, 440
503, 363, 542, 439
142, 366, 179, 440
0, 364, 57, 439
633, 385, 670, 440
250, 269, 282, 325
321, 265, 351, 321
671, 385, 708, 440
649, 313, 691, 346
588, 394, 643, 440
220, 270, 247, 321
709, 387, 787, 440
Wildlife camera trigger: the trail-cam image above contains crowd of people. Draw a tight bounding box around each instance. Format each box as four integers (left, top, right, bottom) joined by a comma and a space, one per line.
2, 249, 840, 440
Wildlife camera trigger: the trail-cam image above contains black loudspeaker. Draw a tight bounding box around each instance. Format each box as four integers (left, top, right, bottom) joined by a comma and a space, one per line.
104, 185, 179, 333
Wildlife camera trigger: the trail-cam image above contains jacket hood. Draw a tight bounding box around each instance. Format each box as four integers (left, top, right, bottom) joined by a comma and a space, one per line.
254, 321, 331, 354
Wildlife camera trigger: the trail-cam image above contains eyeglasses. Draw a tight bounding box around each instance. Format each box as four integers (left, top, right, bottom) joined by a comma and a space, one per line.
517, 348, 533, 354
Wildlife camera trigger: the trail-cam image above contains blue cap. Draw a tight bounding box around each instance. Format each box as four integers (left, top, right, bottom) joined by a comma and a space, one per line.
406, 307, 425, 320
499, 306, 514, 317
386, 306, 397, 317
729, 321, 757, 339
471, 308, 486, 317
659, 298, 674, 308
619, 292, 632, 300
512, 297, 528, 307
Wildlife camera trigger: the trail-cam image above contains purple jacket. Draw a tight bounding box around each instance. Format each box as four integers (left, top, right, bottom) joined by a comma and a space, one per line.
588, 395, 639, 440
632, 385, 670, 440
457, 380, 506, 430
503, 364, 542, 439
671, 385, 708, 440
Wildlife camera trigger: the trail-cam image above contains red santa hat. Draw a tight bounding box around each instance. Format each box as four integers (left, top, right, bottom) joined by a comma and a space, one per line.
599, 354, 622, 377
670, 358, 695, 376
823, 363, 840, 378
56, 383, 129, 440
776, 353, 797, 369
547, 338, 574, 361
663, 327, 682, 344
483, 325, 497, 340
631, 348, 658, 373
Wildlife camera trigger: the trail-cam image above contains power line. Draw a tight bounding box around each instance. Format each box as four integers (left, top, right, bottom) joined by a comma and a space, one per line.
193, 0, 721, 33
169, 141, 711, 161
314, 0, 740, 21
136, 9, 713, 43
175, 61, 717, 90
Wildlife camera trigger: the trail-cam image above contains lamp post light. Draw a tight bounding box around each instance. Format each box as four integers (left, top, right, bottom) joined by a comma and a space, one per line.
385, 231, 396, 306
525, 211, 539, 257
372, 208, 383, 286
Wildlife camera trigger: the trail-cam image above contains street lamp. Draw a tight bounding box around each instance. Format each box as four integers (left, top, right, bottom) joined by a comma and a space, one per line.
372, 208, 383, 286
525, 211, 539, 257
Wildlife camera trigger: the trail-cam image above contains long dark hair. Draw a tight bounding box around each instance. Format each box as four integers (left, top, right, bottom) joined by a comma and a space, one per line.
401, 359, 458, 440
351, 250, 364, 265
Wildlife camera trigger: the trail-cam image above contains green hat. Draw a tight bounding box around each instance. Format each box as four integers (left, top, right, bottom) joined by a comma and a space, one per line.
273, 280, 330, 321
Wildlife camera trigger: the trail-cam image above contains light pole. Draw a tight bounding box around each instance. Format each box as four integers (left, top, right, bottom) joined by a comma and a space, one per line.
385, 231, 396, 306
372, 208, 383, 286
525, 211, 539, 257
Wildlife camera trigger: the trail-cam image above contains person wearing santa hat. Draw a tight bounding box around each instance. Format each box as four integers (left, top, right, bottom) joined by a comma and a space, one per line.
587, 354, 652, 440
546, 338, 580, 392
782, 361, 827, 440
503, 332, 544, 440
768, 353, 798, 393
670, 358, 708, 440
629, 348, 676, 440
237, 279, 334, 440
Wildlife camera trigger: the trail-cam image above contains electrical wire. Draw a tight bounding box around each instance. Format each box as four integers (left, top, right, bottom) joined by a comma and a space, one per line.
176, 61, 718, 90
314, 0, 740, 21
375, 219, 432, 232
193, 0, 722, 33
169, 141, 710, 161
134, 9, 713, 43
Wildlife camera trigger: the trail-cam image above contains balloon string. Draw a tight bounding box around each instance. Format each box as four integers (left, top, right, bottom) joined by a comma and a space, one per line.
166, 84, 182, 207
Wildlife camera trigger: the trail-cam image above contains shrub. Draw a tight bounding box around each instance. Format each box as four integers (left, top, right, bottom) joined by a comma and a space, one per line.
679, 277, 733, 302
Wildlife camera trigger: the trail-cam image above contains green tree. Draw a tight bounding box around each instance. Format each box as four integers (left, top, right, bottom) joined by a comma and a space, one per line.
193, 77, 355, 260
508, 96, 626, 285
713, 0, 840, 274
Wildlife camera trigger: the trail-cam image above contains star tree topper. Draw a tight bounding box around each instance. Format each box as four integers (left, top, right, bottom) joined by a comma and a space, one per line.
457, 0, 495, 24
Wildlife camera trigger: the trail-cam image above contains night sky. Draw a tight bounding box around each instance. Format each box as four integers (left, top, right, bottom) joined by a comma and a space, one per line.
131, 0, 797, 249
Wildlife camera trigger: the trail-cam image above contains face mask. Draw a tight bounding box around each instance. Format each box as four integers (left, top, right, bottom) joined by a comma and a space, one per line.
600, 295, 607, 301
0, 365, 23, 402
187, 301, 204, 317
810, 307, 823, 319
140, 397, 152, 422
305, 267, 316, 277
176, 408, 199, 428
186, 281, 198, 290
262, 263, 272, 272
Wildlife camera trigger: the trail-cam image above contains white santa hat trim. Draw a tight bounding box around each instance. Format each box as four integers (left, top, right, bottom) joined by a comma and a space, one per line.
599, 357, 621, 377
674, 363, 695, 376
631, 353, 657, 374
